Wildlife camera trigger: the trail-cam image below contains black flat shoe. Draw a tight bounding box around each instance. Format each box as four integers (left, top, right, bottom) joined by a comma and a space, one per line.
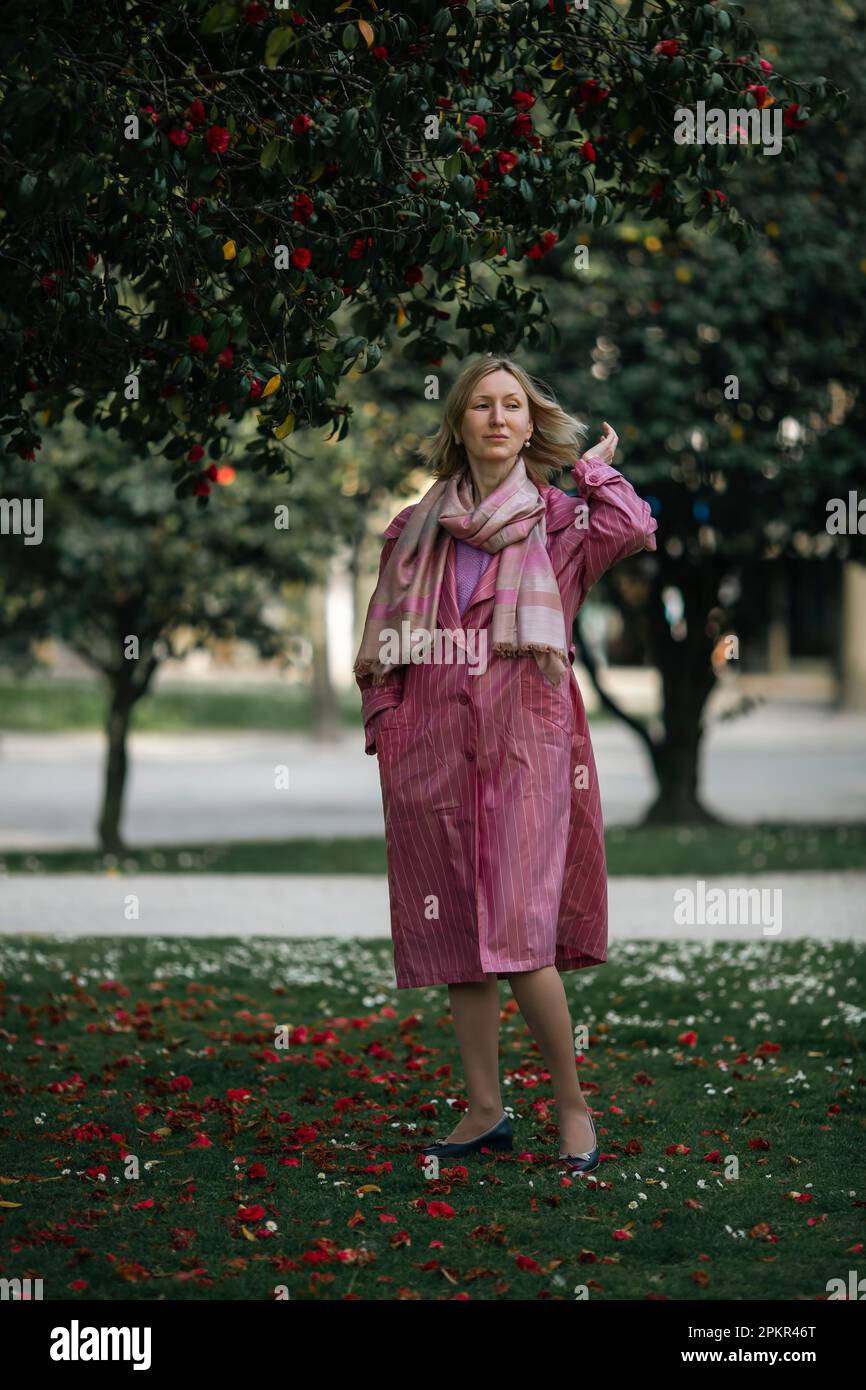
559, 1109, 600, 1175
419, 1112, 513, 1159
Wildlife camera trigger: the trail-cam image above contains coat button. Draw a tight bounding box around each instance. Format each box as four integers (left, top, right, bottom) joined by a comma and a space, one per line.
465, 749, 475, 761
457, 692, 469, 705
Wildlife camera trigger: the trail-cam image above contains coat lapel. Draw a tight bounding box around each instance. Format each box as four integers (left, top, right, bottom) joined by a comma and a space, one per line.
437, 536, 462, 631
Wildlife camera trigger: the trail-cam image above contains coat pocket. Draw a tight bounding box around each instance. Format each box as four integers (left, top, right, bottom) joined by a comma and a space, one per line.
519, 658, 574, 733
376, 705, 458, 815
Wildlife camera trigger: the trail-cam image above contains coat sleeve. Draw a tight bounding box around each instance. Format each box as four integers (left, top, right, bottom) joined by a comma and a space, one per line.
567, 455, 658, 604
355, 534, 406, 756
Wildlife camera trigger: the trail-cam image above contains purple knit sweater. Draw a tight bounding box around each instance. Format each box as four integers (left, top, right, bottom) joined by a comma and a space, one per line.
454, 538, 493, 617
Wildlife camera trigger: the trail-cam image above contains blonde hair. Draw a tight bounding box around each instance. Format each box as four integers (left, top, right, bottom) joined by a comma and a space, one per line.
415, 354, 589, 488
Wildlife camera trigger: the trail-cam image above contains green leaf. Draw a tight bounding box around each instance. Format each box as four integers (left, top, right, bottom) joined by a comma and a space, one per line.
200, 2, 238, 35
209, 322, 231, 353
265, 27, 295, 69
260, 139, 282, 170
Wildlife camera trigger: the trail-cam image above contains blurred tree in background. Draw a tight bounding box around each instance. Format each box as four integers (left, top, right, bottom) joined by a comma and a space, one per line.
0, 413, 334, 850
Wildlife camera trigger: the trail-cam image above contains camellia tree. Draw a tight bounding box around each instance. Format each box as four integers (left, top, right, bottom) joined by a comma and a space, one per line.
0, 0, 843, 497
513, 0, 863, 822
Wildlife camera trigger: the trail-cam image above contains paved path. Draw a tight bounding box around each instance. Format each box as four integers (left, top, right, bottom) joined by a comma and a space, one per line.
1, 872, 863, 940
1, 706, 865, 849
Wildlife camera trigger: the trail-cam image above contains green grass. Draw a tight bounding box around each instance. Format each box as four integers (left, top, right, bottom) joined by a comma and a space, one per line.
0, 678, 615, 734
1, 822, 864, 877
0, 934, 861, 1301
0, 679, 348, 733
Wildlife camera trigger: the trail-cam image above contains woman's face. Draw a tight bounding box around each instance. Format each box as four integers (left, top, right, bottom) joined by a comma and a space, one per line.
458, 369, 533, 468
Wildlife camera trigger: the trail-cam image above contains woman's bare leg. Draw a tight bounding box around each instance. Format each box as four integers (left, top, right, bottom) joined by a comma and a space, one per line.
437, 978, 505, 1142
505, 966, 595, 1157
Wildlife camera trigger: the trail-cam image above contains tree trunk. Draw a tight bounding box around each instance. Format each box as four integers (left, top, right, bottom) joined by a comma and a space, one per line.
95, 649, 161, 855
98, 672, 136, 854
576, 562, 727, 826
642, 564, 725, 825
643, 725, 720, 824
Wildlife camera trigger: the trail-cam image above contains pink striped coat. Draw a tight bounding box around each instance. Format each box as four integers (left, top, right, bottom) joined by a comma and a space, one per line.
356, 457, 658, 989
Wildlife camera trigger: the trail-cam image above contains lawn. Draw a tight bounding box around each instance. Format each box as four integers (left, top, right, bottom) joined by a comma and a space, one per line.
1, 822, 863, 876
0, 678, 615, 735
0, 935, 861, 1301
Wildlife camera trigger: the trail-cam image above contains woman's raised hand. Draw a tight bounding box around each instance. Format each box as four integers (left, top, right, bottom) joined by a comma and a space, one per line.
584, 421, 618, 466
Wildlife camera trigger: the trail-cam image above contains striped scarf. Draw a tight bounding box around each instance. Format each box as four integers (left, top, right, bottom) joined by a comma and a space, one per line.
353, 451, 569, 688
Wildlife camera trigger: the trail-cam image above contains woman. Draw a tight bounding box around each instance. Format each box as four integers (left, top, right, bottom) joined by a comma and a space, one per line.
353, 355, 658, 1172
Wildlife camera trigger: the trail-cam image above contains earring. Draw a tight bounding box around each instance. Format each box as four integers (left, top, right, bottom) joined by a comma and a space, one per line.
524, 437, 531, 447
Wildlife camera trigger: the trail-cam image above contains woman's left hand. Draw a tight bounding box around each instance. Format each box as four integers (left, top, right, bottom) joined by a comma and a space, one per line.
584, 421, 618, 466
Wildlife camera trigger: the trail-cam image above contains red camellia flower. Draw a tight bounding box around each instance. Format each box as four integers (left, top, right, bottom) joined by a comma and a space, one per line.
703, 188, 727, 205
525, 230, 559, 260
87, 252, 98, 269
408, 170, 427, 186
371, 46, 388, 61
245, 1, 268, 21
466, 113, 487, 139
206, 463, 219, 481
654, 39, 680, 57
347, 236, 374, 259
497, 148, 518, 174
186, 446, 205, 463
217, 346, 234, 368
513, 112, 533, 137
205, 125, 230, 154
759, 58, 774, 73
247, 376, 263, 399
193, 479, 211, 497
188, 334, 208, 353
402, 264, 424, 284
291, 192, 314, 223
291, 113, 312, 135
511, 89, 535, 110
190, 1132, 213, 1148
435, 97, 453, 110
186, 99, 207, 127
237, 1204, 266, 1221
168, 127, 189, 147
580, 140, 596, 163
784, 102, 807, 129
579, 79, 609, 105
474, 176, 489, 201
744, 83, 773, 108
648, 179, 664, 201
290, 247, 311, 269
677, 1029, 698, 1045
140, 104, 159, 124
